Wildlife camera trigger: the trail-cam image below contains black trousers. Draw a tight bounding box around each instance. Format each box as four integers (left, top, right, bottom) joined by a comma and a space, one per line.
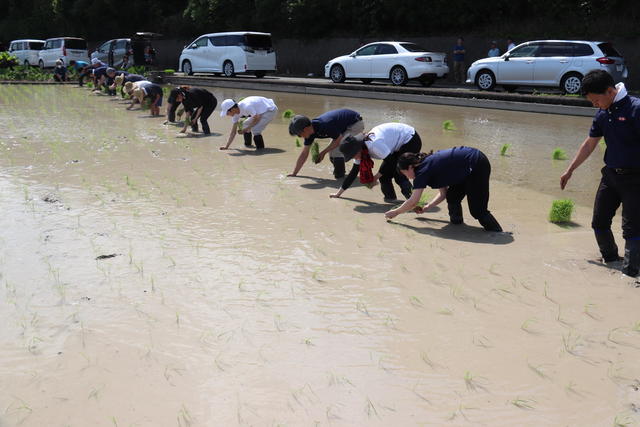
195, 94, 218, 134
446, 151, 492, 220
378, 132, 422, 199
592, 166, 640, 240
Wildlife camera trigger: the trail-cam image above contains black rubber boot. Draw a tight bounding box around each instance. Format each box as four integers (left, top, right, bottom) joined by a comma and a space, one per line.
331, 157, 345, 179
191, 122, 199, 132
448, 203, 464, 224
380, 181, 397, 201
400, 182, 413, 199
594, 229, 620, 263
478, 212, 503, 232
253, 134, 265, 150
244, 132, 253, 147
622, 240, 640, 277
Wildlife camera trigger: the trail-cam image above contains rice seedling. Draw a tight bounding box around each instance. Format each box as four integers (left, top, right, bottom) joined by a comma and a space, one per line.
473, 335, 492, 348
562, 332, 582, 356
583, 303, 602, 320
464, 371, 486, 391
365, 397, 379, 418
420, 351, 438, 369
178, 404, 193, 427
310, 141, 320, 163
282, 109, 295, 119
511, 397, 536, 410
442, 120, 456, 131
613, 413, 634, 427
607, 327, 638, 348
549, 199, 574, 223
564, 381, 584, 397
356, 299, 370, 316
500, 143, 511, 156
521, 318, 540, 334
295, 137, 302, 147
438, 307, 453, 315
551, 147, 567, 160
543, 281, 556, 303
409, 295, 424, 307
303, 337, 314, 346
527, 361, 551, 379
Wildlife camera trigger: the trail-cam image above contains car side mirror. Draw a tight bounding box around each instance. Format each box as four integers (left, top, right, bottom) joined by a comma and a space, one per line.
190, 44, 197, 49
504, 55, 510, 61
349, 53, 356, 58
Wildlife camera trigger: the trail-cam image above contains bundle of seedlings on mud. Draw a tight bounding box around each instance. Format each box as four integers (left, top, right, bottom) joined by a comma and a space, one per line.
552, 147, 567, 160
141, 98, 152, 110
549, 199, 574, 223
237, 118, 246, 132
282, 109, 295, 119
311, 141, 320, 163
416, 191, 431, 208
295, 137, 302, 147
500, 143, 511, 156
442, 120, 456, 131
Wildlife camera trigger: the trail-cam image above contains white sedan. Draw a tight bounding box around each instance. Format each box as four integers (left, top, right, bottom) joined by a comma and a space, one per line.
324, 41, 449, 86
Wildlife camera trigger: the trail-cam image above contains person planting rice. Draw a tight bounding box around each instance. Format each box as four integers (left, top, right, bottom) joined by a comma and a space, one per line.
288, 109, 364, 178
218, 96, 278, 150
560, 70, 640, 278
53, 60, 67, 82
113, 73, 145, 97
68, 60, 90, 86
91, 66, 110, 92
330, 122, 422, 202
167, 86, 217, 135
129, 81, 163, 116
385, 147, 503, 232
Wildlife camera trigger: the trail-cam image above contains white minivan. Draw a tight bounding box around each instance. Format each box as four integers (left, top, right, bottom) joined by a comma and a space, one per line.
8, 39, 46, 66
179, 32, 276, 78
38, 37, 89, 68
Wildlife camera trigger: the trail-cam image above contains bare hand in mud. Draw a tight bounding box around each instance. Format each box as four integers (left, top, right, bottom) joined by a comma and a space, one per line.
219, 146, 228, 150
413, 206, 425, 214
385, 210, 399, 220
315, 152, 326, 164
560, 170, 572, 189
287, 173, 297, 177
329, 193, 341, 198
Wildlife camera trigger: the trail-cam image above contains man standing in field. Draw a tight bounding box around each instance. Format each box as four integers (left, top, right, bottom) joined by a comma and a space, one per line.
560, 70, 640, 278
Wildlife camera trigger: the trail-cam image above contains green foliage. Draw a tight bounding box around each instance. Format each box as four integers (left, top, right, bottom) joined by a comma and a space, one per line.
549, 199, 574, 223
282, 109, 295, 119
0, 52, 19, 68
500, 144, 511, 156
295, 137, 301, 147
126, 66, 147, 76
417, 191, 430, 208
0, 65, 50, 81
163, 69, 176, 73
311, 141, 320, 163
442, 120, 456, 131
552, 148, 567, 160
237, 118, 246, 131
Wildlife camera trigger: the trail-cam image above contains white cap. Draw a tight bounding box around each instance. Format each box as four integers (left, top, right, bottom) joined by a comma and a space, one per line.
91, 58, 100, 65
219, 99, 235, 117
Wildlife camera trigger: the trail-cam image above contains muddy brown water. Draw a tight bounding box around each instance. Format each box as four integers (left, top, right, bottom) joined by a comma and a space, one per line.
0, 85, 639, 426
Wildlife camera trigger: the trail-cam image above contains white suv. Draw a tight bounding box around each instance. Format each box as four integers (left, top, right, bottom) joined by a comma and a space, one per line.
179, 32, 276, 78
467, 40, 628, 94
38, 37, 88, 68
8, 39, 45, 66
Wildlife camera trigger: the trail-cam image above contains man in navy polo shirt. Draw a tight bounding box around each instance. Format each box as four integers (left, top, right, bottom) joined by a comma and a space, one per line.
561, 70, 640, 278
287, 109, 364, 178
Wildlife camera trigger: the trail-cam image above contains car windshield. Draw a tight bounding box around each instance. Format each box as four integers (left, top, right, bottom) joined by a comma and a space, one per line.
65, 39, 87, 49
598, 42, 622, 57
245, 34, 272, 49
400, 43, 428, 52
29, 42, 44, 50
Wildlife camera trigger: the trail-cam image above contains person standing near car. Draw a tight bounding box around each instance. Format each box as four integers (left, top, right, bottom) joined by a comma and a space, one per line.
218, 96, 278, 150
452, 37, 466, 84
167, 86, 217, 135
330, 122, 422, 202
287, 109, 365, 179
488, 41, 500, 57
560, 70, 640, 278
506, 37, 516, 52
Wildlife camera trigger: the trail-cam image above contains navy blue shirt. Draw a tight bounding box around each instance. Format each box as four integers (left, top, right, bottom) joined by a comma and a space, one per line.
304, 109, 362, 146
589, 95, 640, 168
412, 147, 480, 189
125, 73, 145, 83
93, 66, 108, 78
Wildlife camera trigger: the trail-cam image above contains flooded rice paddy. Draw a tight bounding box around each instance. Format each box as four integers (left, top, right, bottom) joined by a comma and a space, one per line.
0, 85, 639, 426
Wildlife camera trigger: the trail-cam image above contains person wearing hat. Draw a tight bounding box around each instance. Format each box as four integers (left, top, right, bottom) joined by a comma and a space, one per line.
167, 86, 217, 135
330, 122, 422, 201
127, 81, 163, 116
287, 109, 364, 178
219, 96, 278, 150
114, 73, 145, 97
53, 59, 67, 82
384, 147, 503, 232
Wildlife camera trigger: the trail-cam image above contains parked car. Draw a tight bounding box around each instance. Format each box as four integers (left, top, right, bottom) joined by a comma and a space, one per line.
91, 33, 161, 68
324, 41, 449, 86
467, 40, 628, 94
38, 37, 88, 68
8, 39, 45, 66
179, 31, 276, 77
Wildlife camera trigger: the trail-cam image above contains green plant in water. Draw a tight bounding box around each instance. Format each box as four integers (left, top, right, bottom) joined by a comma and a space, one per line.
282, 109, 295, 119
237, 117, 245, 131
500, 143, 511, 156
442, 120, 456, 131
549, 199, 574, 223
552, 147, 567, 160
295, 137, 302, 147
416, 191, 430, 208
311, 141, 320, 163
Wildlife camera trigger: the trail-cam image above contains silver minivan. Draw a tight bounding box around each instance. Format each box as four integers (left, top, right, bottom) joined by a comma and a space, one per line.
467, 40, 628, 94
38, 37, 89, 68
8, 39, 45, 66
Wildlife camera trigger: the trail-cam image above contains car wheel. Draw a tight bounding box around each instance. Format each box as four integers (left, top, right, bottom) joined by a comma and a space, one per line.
390, 66, 408, 86
361, 78, 373, 84
182, 60, 193, 76
254, 71, 266, 78
39, 60, 45, 70
561, 72, 583, 94
330, 65, 346, 83
502, 85, 518, 93
475, 70, 496, 90
419, 77, 435, 87
223, 61, 235, 77
24, 60, 30, 67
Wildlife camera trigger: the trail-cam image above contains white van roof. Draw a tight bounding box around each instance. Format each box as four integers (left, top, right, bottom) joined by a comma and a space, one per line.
10, 39, 46, 43
199, 31, 271, 37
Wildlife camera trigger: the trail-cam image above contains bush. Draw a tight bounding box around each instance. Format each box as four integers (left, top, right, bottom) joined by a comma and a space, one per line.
163, 69, 175, 73
0, 52, 19, 68
549, 199, 574, 223
0, 65, 50, 81
126, 65, 147, 76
